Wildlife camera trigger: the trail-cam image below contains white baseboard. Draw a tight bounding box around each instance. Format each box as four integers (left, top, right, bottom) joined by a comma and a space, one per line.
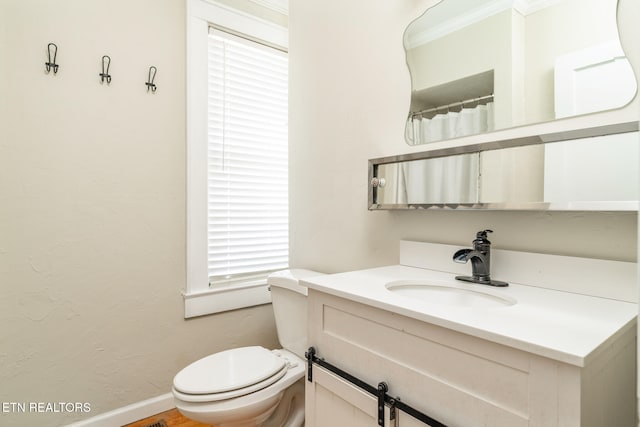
65, 393, 174, 427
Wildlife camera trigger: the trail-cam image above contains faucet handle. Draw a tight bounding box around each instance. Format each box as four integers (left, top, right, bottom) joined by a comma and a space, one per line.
473, 229, 493, 247
476, 229, 493, 238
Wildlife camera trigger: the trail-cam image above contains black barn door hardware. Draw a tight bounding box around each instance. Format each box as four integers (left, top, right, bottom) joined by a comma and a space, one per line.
306, 347, 447, 427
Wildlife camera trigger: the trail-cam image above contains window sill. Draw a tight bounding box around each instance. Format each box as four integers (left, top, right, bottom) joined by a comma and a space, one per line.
183, 283, 271, 318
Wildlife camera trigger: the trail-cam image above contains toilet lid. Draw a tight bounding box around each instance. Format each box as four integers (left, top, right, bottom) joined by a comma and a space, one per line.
173, 346, 287, 395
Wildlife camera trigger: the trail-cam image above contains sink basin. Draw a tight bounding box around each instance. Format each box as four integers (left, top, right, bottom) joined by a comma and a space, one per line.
385, 280, 516, 308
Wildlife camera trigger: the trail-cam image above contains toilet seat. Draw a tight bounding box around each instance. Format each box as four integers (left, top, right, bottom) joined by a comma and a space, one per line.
173, 346, 289, 403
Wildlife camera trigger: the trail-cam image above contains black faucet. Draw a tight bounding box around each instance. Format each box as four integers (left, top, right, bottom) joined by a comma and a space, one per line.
453, 230, 508, 287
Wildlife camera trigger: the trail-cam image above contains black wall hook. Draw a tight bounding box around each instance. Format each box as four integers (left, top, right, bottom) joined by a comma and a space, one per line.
146, 66, 157, 93
100, 55, 112, 84
45, 43, 59, 74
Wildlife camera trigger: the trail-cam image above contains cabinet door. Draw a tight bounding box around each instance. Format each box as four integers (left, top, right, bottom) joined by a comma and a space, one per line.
396, 411, 436, 427
305, 365, 395, 427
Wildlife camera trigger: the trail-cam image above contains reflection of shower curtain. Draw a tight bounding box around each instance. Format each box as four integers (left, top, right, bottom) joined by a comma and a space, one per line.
406, 102, 494, 145
401, 154, 479, 204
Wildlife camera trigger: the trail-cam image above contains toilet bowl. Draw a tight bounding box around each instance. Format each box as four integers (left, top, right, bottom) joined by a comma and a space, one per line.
172, 269, 323, 427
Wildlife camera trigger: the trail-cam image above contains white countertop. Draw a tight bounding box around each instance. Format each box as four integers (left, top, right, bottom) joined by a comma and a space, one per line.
302, 264, 637, 367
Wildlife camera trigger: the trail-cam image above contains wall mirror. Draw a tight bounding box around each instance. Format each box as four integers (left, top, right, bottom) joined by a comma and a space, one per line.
404, 0, 637, 145
370, 123, 639, 211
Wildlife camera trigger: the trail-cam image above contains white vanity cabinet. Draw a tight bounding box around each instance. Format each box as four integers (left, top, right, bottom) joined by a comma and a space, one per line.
306, 363, 396, 427
305, 289, 637, 427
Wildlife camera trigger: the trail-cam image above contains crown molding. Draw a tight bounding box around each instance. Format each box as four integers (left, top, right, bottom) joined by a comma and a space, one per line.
516, 0, 563, 15
405, 0, 562, 50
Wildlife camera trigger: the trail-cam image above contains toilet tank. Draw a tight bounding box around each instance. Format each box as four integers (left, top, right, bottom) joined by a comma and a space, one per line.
268, 269, 324, 359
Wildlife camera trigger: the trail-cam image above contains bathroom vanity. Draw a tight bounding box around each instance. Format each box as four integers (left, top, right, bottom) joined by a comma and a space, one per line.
302, 241, 637, 427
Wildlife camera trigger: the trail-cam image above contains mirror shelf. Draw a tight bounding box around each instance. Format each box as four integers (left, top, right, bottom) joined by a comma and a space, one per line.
368, 201, 638, 212
369, 121, 639, 211
369, 200, 640, 212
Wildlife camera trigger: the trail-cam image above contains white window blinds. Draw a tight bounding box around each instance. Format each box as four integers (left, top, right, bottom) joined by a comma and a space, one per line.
207, 28, 289, 287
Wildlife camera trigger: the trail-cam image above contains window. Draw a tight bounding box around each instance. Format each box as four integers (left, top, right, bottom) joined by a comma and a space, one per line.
207, 28, 288, 288
186, 0, 289, 317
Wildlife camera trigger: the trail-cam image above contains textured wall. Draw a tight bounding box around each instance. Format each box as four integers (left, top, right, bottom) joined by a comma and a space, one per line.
0, 1, 279, 426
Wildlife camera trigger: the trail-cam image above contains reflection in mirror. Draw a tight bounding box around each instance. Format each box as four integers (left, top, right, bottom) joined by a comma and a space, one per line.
372, 131, 639, 210
404, 0, 637, 145
376, 153, 480, 205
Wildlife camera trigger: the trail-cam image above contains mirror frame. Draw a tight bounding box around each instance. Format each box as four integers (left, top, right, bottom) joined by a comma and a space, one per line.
368, 120, 639, 211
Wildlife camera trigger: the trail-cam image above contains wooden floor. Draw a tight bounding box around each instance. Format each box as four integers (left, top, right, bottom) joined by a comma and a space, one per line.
122, 408, 212, 427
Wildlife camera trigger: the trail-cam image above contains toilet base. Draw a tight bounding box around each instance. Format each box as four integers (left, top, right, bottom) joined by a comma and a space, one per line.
176, 392, 281, 427
178, 379, 305, 427
263, 379, 304, 427
174, 360, 306, 427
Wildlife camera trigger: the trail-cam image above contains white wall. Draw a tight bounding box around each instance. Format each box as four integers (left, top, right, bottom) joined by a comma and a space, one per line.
288, 0, 638, 277
0, 1, 280, 426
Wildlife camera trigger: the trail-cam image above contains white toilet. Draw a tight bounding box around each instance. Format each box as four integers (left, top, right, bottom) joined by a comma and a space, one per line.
172, 269, 323, 427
